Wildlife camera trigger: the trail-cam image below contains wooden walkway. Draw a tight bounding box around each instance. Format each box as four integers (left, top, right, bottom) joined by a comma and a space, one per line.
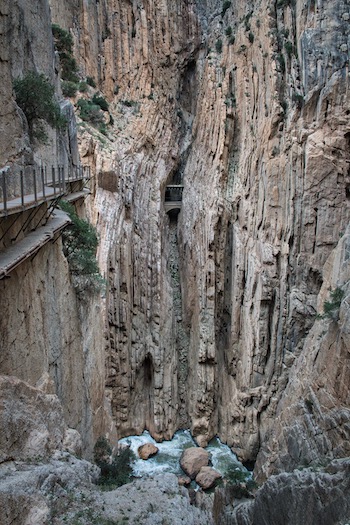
0, 164, 90, 217
0, 186, 63, 216
0, 209, 70, 279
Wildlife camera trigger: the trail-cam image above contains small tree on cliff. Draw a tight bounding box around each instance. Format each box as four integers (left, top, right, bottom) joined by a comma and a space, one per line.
13, 71, 66, 142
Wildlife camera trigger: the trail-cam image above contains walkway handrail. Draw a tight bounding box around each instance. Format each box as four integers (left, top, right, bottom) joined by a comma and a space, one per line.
0, 163, 91, 216
165, 185, 184, 203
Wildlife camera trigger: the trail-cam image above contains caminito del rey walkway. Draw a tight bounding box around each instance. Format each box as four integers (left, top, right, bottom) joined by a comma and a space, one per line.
0, 163, 91, 279
164, 184, 184, 213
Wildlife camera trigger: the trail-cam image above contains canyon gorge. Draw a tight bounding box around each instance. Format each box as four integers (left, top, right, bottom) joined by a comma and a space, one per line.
0, 0, 349, 523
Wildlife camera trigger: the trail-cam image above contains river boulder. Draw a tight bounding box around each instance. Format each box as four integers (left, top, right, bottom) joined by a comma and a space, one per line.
180, 447, 210, 479
138, 443, 159, 460
195, 466, 222, 490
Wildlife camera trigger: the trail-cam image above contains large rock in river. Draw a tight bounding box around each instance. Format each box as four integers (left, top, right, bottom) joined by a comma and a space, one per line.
195, 466, 222, 490
180, 447, 209, 479
138, 443, 159, 460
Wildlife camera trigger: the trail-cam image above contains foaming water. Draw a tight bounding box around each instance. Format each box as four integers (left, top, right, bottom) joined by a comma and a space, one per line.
119, 430, 248, 479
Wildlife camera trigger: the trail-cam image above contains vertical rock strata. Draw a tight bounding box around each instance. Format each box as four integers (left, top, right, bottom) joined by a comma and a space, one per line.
61, 0, 350, 472
0, 0, 114, 456
2, 0, 348, 476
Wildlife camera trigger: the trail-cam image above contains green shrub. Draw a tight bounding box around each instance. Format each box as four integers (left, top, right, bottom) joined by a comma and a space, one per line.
215, 39, 223, 53
13, 71, 66, 142
284, 40, 294, 58
120, 99, 137, 107
92, 93, 109, 111
318, 287, 344, 320
292, 92, 304, 107
221, 0, 232, 17
224, 467, 257, 498
225, 26, 233, 37
78, 81, 88, 93
248, 32, 254, 43
52, 24, 79, 82
276, 53, 286, 73
52, 23, 74, 54
94, 437, 135, 489
86, 76, 96, 88
77, 98, 105, 125
62, 80, 78, 97
281, 99, 288, 113
59, 200, 103, 293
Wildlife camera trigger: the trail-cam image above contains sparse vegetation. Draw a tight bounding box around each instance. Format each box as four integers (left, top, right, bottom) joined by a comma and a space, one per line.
292, 92, 304, 107
52, 24, 79, 82
58, 200, 104, 293
13, 71, 66, 142
78, 81, 88, 93
93, 437, 135, 489
215, 39, 223, 53
276, 53, 286, 73
92, 93, 109, 111
284, 40, 294, 58
318, 287, 344, 321
221, 1, 232, 17
86, 76, 97, 88
62, 80, 78, 98
120, 99, 137, 107
77, 98, 105, 125
224, 467, 257, 498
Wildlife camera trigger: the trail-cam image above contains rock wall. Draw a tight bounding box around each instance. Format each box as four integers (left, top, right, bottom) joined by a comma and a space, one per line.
9, 0, 350, 475
0, 240, 110, 455
0, 0, 114, 457
58, 0, 350, 471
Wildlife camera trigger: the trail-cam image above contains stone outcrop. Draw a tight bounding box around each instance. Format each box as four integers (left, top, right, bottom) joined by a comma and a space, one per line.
0, 465, 213, 525
214, 459, 350, 525
0, 375, 81, 462
180, 447, 210, 479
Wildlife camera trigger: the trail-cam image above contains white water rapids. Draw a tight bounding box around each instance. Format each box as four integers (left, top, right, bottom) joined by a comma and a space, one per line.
119, 430, 249, 481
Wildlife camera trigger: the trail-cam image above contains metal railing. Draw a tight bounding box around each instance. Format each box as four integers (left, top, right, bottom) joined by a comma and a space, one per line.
0, 163, 91, 216
165, 185, 184, 202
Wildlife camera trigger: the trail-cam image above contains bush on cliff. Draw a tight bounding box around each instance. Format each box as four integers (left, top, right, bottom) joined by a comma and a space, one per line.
13, 71, 66, 142
317, 287, 344, 321
52, 23, 79, 82
93, 437, 135, 489
58, 200, 104, 293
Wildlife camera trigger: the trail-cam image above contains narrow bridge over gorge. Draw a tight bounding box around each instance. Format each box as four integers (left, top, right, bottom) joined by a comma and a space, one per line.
164, 185, 184, 213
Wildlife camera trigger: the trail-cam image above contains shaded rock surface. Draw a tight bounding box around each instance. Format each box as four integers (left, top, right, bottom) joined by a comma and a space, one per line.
0, 460, 213, 525
214, 459, 350, 525
0, 375, 80, 463
180, 447, 210, 479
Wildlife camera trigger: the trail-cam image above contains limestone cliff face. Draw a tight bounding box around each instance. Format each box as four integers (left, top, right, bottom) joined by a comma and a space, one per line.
255, 226, 350, 480
0, 239, 110, 456
18, 0, 350, 475
0, 0, 114, 457
54, 0, 350, 472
